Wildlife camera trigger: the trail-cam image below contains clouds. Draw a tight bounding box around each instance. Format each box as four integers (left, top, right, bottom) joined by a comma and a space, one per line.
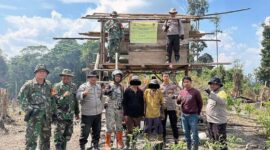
0, 4, 18, 10
0, 10, 93, 57
204, 26, 261, 73
0, 0, 151, 57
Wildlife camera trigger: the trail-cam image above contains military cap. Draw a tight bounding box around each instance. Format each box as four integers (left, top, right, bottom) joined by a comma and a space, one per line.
34, 64, 49, 74
87, 70, 98, 78
169, 8, 177, 14
59, 69, 74, 77
110, 11, 118, 16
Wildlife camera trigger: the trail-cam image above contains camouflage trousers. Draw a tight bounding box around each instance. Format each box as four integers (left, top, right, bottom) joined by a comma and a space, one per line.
54, 120, 73, 145
107, 38, 121, 58
25, 114, 51, 150
105, 105, 123, 132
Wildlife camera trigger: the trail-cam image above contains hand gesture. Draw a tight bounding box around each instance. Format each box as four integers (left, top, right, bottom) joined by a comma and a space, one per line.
63, 91, 70, 97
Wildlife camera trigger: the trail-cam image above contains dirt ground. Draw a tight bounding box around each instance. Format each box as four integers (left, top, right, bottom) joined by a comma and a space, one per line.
0, 107, 267, 150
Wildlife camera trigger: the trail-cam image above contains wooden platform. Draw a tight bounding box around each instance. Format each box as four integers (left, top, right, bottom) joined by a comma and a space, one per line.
86, 62, 231, 74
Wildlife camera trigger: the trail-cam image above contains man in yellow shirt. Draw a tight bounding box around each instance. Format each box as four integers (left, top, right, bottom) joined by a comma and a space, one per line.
205, 77, 228, 150
144, 79, 164, 139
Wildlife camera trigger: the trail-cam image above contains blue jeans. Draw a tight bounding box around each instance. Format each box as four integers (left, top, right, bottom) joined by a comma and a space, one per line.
181, 113, 199, 145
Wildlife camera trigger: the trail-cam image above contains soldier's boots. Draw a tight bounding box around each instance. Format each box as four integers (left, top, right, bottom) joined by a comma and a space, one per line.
192, 144, 199, 150
105, 132, 111, 150
187, 143, 192, 150
107, 57, 113, 63
93, 143, 100, 150
55, 144, 62, 150
80, 144, 85, 150
62, 142, 67, 150
175, 55, 180, 63
124, 135, 130, 150
116, 131, 124, 149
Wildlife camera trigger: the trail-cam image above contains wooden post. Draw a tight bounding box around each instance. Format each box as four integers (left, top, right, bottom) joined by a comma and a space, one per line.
260, 81, 267, 108
100, 20, 106, 63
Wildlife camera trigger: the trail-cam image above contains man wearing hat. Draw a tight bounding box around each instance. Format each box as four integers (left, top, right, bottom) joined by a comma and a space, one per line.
77, 70, 104, 150
122, 75, 144, 149
162, 8, 184, 67
18, 64, 54, 150
103, 69, 125, 150
104, 11, 124, 63
144, 79, 164, 140
53, 69, 79, 150
205, 77, 228, 150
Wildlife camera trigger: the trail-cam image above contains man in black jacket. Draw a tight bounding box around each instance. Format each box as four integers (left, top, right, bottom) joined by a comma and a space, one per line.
122, 75, 144, 149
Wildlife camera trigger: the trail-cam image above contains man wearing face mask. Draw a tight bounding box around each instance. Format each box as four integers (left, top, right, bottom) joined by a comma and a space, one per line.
205, 77, 228, 150
122, 75, 144, 149
144, 79, 164, 140
103, 69, 124, 150
162, 8, 184, 67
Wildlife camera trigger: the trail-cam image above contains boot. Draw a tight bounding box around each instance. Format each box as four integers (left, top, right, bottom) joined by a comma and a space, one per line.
116, 131, 124, 149
55, 144, 62, 150
124, 135, 130, 150
80, 144, 85, 150
62, 141, 67, 150
175, 55, 180, 63
105, 132, 111, 150
192, 144, 199, 150
187, 143, 192, 150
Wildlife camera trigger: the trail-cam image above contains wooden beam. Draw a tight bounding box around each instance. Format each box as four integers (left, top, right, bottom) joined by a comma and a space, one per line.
53, 37, 100, 40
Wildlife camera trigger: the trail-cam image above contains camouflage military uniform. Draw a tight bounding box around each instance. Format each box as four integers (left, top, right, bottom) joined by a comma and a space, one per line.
104, 82, 124, 132
104, 19, 124, 60
53, 81, 79, 148
18, 78, 53, 150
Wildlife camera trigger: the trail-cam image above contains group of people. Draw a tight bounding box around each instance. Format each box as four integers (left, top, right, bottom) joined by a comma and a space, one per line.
105, 8, 184, 68
18, 63, 228, 150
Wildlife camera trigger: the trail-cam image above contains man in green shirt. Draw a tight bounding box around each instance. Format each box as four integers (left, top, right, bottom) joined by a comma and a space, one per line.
18, 64, 54, 150
53, 69, 80, 150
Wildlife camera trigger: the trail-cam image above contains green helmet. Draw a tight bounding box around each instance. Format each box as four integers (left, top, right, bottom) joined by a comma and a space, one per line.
34, 64, 49, 74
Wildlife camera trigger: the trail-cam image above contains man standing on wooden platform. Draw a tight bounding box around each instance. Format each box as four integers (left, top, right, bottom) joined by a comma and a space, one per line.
18, 64, 54, 150
104, 69, 124, 150
104, 11, 124, 63
162, 8, 184, 67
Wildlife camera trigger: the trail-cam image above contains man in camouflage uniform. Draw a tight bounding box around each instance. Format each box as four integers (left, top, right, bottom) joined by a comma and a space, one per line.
104, 11, 124, 62
18, 64, 54, 150
53, 69, 80, 150
104, 69, 124, 150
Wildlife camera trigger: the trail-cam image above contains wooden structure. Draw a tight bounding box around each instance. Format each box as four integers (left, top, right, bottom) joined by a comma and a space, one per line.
77, 12, 231, 77
53, 9, 255, 78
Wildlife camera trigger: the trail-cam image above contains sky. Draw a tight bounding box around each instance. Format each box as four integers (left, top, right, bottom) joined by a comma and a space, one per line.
0, 0, 269, 74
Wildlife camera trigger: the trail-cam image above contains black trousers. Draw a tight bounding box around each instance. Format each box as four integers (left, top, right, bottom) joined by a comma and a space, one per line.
79, 114, 101, 147
162, 109, 179, 139
207, 122, 227, 150
166, 35, 180, 63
